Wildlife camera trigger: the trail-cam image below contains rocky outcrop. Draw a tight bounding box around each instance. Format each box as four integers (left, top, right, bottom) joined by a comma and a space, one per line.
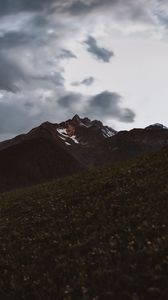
66, 124, 76, 137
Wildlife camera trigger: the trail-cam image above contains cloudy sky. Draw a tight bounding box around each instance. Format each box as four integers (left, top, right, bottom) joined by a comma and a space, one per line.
0, 0, 168, 140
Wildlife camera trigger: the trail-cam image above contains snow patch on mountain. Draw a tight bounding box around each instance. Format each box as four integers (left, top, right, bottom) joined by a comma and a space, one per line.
70, 135, 79, 144
102, 127, 116, 138
59, 136, 66, 141
57, 127, 79, 145
65, 142, 71, 146
57, 128, 68, 136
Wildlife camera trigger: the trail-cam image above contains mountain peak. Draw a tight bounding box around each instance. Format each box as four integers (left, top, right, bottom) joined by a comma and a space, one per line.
72, 114, 81, 122
145, 123, 168, 130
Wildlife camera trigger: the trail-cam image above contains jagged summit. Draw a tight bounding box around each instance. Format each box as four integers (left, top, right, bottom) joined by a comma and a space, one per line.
72, 114, 81, 123
56, 115, 116, 146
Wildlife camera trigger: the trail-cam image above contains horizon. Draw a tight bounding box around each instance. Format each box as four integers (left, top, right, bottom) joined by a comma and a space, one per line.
0, 113, 167, 143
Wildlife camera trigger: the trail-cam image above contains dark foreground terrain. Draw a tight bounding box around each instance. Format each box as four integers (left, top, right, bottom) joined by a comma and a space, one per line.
0, 148, 168, 299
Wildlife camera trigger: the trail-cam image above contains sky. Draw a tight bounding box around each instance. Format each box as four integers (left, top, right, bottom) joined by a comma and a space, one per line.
0, 0, 168, 140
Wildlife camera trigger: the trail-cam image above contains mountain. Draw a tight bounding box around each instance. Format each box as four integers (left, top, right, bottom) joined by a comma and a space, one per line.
0, 146, 168, 299
0, 115, 168, 192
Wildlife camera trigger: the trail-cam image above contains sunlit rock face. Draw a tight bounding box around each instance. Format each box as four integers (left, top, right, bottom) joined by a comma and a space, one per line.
66, 124, 76, 137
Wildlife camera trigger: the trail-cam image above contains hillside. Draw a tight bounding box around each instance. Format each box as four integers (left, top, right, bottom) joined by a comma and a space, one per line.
0, 147, 168, 299
0, 136, 85, 193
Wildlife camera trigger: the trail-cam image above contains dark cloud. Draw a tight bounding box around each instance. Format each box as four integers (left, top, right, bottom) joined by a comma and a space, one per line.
32, 15, 48, 27
61, 0, 152, 25
67, 1, 95, 15
0, 0, 114, 16
58, 49, 77, 59
0, 0, 159, 26
58, 93, 82, 108
0, 31, 35, 48
86, 91, 135, 123
81, 77, 94, 86
0, 11, 59, 51
0, 101, 34, 134
84, 36, 114, 62
155, 12, 168, 29
57, 90, 135, 124
34, 72, 65, 87
0, 52, 25, 92
72, 77, 94, 86
0, 0, 151, 21
0, 28, 58, 51
62, 0, 117, 15
0, 8, 70, 94
0, 47, 65, 93
24, 102, 34, 108
0, 0, 54, 16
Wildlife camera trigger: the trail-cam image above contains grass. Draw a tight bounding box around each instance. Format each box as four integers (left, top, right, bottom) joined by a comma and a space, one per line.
0, 149, 168, 299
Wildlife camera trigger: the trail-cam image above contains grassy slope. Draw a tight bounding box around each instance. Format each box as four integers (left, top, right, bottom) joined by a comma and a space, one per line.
0, 149, 168, 299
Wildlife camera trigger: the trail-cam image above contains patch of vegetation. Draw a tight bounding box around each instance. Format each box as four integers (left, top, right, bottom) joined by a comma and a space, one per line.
0, 149, 168, 299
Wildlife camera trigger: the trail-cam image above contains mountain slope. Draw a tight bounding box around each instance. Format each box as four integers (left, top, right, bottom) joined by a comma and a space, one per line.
0, 135, 85, 193
0, 115, 168, 192
0, 147, 168, 299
